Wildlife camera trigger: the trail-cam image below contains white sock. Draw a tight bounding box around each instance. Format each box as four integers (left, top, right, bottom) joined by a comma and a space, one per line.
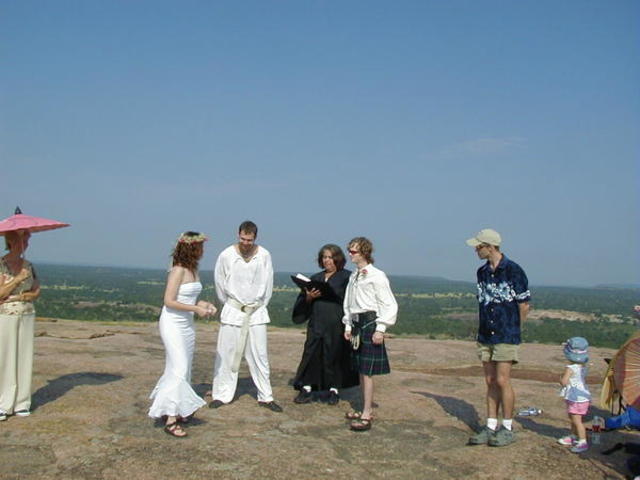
487, 418, 498, 431
329, 388, 338, 394
303, 385, 311, 393
502, 419, 513, 431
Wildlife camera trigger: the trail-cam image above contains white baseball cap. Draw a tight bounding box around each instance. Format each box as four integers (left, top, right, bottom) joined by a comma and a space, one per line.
466, 229, 502, 247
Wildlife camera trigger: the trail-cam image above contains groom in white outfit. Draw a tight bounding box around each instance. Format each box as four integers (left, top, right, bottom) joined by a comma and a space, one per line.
209, 221, 282, 412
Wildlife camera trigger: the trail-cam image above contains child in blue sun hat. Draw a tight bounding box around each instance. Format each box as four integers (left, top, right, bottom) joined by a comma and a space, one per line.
557, 337, 592, 453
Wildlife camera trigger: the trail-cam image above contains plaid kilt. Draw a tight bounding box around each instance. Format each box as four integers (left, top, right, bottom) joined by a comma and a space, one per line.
352, 312, 390, 376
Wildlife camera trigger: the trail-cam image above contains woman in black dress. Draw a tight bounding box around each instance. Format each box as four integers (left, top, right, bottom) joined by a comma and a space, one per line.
292, 244, 358, 405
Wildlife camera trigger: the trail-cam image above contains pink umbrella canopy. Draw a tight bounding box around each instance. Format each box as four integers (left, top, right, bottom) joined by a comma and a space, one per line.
0, 207, 70, 236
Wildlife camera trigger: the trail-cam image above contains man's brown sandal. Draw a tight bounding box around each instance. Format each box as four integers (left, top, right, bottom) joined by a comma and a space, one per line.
350, 417, 373, 431
164, 421, 187, 438
345, 411, 362, 420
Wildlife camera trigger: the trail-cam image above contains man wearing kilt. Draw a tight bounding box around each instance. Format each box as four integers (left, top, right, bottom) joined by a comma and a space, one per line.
342, 237, 398, 431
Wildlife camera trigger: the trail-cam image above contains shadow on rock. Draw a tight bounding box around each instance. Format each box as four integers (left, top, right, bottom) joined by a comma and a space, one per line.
412, 391, 481, 431
514, 416, 566, 439
32, 372, 123, 411
193, 377, 269, 403
194, 383, 211, 399
599, 432, 640, 480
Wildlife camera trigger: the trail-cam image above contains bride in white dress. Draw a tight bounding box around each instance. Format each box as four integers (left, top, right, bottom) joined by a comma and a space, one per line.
148, 231, 216, 437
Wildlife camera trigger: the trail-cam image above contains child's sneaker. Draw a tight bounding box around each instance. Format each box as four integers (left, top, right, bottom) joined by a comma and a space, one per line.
570, 441, 589, 453
557, 435, 576, 446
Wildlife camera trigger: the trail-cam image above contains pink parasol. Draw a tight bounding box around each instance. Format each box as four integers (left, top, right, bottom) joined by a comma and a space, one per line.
0, 207, 70, 236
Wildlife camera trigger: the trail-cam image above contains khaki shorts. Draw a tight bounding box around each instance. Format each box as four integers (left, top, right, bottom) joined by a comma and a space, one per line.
477, 342, 519, 364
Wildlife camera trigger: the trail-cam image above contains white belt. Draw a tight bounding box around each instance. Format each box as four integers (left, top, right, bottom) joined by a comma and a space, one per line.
226, 298, 260, 316
226, 298, 261, 372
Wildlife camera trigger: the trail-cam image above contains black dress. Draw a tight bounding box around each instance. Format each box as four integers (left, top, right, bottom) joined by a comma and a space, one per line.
292, 269, 359, 391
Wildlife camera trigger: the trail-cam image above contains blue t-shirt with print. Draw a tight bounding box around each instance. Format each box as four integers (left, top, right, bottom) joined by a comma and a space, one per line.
476, 255, 530, 345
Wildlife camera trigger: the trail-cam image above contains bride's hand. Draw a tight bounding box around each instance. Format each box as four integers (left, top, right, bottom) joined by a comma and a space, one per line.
197, 301, 217, 316
194, 305, 210, 318
205, 303, 217, 316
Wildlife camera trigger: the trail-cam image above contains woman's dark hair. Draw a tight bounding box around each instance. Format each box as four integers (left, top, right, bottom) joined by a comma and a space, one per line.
348, 237, 374, 264
172, 231, 205, 273
317, 244, 346, 270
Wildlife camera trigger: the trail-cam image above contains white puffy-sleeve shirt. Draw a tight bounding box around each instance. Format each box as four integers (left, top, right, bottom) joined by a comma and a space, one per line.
214, 245, 274, 326
342, 264, 398, 333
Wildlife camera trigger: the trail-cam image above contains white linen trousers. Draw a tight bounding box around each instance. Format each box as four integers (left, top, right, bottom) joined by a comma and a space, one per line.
211, 322, 273, 403
0, 312, 34, 415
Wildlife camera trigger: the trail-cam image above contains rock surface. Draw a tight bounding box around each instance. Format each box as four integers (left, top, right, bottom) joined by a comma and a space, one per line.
0, 319, 637, 480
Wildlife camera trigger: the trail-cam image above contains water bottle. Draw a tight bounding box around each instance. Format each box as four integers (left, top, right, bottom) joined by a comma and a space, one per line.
592, 416, 604, 444
517, 406, 542, 416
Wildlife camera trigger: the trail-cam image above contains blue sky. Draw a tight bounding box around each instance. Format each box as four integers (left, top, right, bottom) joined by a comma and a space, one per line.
1, 0, 638, 287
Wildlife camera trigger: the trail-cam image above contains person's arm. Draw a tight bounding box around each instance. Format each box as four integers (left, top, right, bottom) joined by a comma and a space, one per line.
164, 267, 208, 317
11, 284, 40, 302
512, 264, 531, 323
21, 266, 41, 301
342, 276, 353, 339
292, 290, 312, 324
261, 251, 273, 307
373, 273, 398, 333
214, 253, 228, 305
560, 366, 572, 386
0, 268, 30, 301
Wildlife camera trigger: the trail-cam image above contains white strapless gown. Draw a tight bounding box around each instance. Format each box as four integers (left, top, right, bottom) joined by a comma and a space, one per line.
148, 282, 206, 418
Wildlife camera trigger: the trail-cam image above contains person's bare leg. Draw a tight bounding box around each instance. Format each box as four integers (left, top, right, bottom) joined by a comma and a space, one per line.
495, 361, 514, 419
482, 361, 500, 419
568, 413, 577, 436
571, 414, 586, 441
360, 374, 374, 419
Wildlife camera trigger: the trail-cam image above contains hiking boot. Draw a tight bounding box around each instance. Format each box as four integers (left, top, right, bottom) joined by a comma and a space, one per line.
570, 441, 589, 453
488, 427, 516, 447
557, 435, 576, 446
468, 426, 496, 445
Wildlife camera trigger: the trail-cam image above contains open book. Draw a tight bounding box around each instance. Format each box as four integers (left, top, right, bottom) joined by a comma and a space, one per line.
290, 273, 338, 300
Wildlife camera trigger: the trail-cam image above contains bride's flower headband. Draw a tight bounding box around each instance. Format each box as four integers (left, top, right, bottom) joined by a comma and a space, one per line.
177, 232, 209, 244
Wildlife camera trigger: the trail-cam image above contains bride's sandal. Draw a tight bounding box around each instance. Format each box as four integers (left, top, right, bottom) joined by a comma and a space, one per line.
350, 417, 373, 431
164, 421, 187, 438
